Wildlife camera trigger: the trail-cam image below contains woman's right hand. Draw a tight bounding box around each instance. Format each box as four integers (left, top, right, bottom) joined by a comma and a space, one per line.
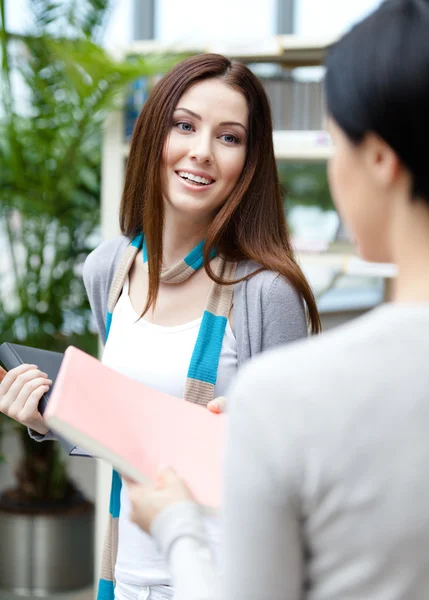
0, 364, 52, 435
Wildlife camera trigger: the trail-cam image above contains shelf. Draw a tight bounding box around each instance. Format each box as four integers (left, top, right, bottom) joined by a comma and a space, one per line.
126, 35, 336, 69
274, 130, 332, 161
298, 252, 397, 279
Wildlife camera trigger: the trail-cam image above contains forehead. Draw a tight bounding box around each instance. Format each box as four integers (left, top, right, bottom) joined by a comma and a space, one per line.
175, 79, 248, 124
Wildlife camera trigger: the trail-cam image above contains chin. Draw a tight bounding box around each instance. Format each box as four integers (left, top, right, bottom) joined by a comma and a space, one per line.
167, 197, 213, 221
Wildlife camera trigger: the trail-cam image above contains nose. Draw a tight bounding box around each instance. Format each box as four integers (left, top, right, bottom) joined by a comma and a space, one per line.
188, 132, 213, 164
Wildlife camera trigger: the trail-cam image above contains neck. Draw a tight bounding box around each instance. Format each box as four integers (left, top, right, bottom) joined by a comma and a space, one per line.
391, 195, 429, 303
162, 207, 209, 267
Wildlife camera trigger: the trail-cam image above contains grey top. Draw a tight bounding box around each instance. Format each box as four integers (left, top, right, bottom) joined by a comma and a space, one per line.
30, 234, 307, 442
151, 303, 429, 600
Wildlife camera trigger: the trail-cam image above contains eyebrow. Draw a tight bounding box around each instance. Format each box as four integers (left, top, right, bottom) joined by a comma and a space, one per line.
175, 107, 248, 133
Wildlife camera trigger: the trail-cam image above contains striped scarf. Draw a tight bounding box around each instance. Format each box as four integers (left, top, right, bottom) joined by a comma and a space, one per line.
97, 233, 236, 600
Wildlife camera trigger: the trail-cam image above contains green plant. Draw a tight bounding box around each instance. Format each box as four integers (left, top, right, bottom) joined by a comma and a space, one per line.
0, 0, 174, 509
278, 161, 334, 212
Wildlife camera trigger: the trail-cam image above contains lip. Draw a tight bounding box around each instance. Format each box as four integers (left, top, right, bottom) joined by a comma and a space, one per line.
175, 169, 216, 182
175, 171, 215, 191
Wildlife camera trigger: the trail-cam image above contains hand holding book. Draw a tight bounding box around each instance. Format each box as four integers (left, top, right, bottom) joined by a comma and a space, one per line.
0, 363, 51, 435
125, 467, 195, 534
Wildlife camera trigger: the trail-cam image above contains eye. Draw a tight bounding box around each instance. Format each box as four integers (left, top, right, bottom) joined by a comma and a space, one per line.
220, 133, 239, 145
174, 121, 194, 132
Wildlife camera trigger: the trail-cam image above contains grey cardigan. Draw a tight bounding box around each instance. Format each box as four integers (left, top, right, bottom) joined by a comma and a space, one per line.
82, 235, 308, 365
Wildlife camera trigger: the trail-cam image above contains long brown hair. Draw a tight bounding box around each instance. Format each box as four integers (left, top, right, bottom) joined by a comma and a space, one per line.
120, 53, 321, 334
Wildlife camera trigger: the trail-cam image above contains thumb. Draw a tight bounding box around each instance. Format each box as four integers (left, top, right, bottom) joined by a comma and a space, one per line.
207, 396, 227, 414
0, 367, 7, 383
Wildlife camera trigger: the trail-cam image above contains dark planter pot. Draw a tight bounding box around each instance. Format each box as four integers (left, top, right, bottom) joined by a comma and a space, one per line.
0, 492, 94, 596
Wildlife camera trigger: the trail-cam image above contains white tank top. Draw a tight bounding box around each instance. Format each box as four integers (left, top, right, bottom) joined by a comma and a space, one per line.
101, 278, 237, 594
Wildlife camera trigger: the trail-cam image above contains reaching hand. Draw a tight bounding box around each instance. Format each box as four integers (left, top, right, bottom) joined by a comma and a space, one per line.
125, 467, 195, 533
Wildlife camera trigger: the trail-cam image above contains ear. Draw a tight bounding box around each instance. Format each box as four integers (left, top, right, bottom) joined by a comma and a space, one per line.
363, 133, 401, 189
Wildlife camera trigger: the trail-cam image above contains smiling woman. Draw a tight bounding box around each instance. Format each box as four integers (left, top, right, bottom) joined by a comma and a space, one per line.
8, 53, 320, 600
119, 54, 320, 332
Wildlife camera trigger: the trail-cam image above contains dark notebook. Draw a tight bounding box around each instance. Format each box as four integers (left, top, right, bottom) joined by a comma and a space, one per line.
0, 342, 90, 457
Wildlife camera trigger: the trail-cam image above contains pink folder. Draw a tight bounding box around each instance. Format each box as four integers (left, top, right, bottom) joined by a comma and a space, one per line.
44, 346, 225, 507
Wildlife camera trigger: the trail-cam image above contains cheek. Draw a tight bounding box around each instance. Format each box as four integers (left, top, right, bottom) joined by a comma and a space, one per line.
328, 156, 344, 208
163, 132, 186, 167
328, 154, 358, 227
220, 150, 246, 189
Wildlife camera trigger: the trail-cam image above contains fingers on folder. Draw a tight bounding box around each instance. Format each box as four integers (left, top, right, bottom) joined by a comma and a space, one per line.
207, 396, 227, 414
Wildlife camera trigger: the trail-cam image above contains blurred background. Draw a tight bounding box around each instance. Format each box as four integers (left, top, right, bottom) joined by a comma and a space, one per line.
0, 0, 389, 598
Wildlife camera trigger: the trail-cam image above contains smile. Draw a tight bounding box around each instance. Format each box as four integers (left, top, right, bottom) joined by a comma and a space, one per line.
176, 171, 215, 187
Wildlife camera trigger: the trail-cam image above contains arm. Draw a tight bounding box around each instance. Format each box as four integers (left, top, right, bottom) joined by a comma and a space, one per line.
152, 502, 219, 600
149, 357, 304, 600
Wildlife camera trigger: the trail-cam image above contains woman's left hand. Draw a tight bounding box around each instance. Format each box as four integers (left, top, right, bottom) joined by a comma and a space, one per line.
207, 395, 227, 414
125, 467, 195, 533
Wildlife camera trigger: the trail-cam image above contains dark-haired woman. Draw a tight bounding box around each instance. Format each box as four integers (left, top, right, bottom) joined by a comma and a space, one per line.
0, 54, 320, 600
126, 1, 429, 599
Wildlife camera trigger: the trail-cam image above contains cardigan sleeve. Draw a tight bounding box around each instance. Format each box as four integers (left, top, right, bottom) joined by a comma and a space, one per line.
82, 235, 130, 343
234, 262, 309, 367
261, 273, 309, 350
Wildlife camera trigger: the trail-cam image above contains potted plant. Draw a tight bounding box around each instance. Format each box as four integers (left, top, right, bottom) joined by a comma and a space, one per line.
0, 414, 95, 594
0, 0, 172, 594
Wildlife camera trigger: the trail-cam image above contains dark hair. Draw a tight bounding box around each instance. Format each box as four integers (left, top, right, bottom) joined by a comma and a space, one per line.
325, 0, 429, 203
120, 53, 321, 333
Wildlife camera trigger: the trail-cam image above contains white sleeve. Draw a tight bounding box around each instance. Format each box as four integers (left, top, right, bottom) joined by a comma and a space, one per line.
151, 502, 219, 600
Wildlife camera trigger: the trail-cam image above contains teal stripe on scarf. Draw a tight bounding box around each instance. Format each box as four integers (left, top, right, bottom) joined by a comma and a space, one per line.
184, 239, 205, 269
142, 237, 148, 263
140, 235, 215, 270
105, 312, 113, 342
187, 311, 228, 385
109, 469, 122, 518
98, 578, 115, 600
131, 233, 143, 248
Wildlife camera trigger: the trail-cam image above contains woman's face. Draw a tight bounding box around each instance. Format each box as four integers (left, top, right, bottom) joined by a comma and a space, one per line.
161, 78, 248, 224
327, 118, 393, 263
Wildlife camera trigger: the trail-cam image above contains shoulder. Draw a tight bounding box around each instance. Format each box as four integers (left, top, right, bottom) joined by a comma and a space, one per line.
226, 311, 385, 496
236, 260, 304, 309
83, 235, 130, 290
233, 308, 385, 413
235, 259, 308, 345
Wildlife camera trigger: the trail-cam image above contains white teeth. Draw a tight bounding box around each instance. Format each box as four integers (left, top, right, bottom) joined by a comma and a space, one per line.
178, 171, 213, 185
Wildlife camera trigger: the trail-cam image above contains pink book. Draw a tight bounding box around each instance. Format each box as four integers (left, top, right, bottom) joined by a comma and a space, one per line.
44, 346, 225, 507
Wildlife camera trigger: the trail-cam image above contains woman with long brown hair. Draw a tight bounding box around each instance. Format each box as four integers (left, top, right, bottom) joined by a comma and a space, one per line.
0, 53, 319, 600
